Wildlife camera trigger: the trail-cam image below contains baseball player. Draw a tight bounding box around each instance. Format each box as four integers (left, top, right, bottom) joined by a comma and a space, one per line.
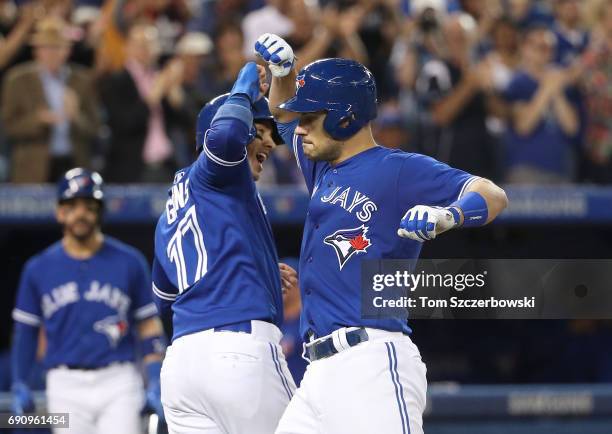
153, 62, 297, 434
10, 168, 166, 433
256, 34, 508, 434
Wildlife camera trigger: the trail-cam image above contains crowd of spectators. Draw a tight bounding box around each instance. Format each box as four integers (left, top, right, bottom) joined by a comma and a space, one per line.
0, 0, 608, 184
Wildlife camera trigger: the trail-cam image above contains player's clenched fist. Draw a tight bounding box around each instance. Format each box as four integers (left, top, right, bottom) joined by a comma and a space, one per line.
397, 205, 459, 242
254, 33, 295, 77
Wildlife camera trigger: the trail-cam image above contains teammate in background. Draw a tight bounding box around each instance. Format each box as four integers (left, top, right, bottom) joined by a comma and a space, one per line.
11, 168, 166, 434
256, 34, 508, 434
153, 62, 297, 434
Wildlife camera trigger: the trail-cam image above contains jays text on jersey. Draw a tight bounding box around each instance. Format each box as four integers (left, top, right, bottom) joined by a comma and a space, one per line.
153, 98, 284, 341
279, 120, 479, 339
12, 237, 157, 368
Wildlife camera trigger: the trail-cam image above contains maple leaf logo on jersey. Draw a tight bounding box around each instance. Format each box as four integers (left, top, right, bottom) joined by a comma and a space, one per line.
296, 75, 305, 90
94, 315, 129, 348
324, 225, 371, 270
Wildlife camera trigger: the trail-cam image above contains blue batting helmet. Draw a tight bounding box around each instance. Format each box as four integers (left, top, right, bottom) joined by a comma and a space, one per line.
195, 94, 283, 153
278, 58, 378, 140
57, 168, 104, 204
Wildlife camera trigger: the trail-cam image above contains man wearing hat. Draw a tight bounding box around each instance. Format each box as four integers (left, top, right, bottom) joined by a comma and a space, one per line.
1, 17, 99, 183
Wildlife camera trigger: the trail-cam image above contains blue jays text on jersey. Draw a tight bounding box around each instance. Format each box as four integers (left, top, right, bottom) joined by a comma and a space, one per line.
279, 120, 479, 340
152, 98, 283, 341
12, 237, 157, 368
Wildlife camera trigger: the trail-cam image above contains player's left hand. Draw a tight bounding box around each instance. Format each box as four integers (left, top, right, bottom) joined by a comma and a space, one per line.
11, 381, 35, 415
279, 263, 298, 297
397, 205, 459, 242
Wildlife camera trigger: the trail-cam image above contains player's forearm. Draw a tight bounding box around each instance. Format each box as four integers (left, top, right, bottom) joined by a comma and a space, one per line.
137, 317, 166, 363
464, 178, 508, 224
11, 323, 39, 384
205, 95, 253, 161
269, 68, 298, 123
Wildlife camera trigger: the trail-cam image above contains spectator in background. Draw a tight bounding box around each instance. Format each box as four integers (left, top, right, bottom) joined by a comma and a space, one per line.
0, 2, 36, 71
412, 13, 499, 179
552, 0, 589, 66
2, 17, 99, 183
165, 31, 214, 168
503, 25, 579, 183
581, 0, 612, 183
99, 23, 178, 183
507, 0, 553, 29
202, 21, 246, 96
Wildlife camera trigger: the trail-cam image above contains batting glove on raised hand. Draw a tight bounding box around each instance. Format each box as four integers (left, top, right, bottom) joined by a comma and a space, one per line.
397, 205, 459, 242
254, 33, 295, 77
11, 382, 35, 415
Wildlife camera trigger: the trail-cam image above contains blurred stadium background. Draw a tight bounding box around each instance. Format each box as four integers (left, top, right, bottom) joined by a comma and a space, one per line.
0, 0, 611, 433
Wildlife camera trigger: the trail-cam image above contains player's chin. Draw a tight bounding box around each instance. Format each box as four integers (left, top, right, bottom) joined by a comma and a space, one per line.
250, 162, 263, 181
68, 222, 96, 240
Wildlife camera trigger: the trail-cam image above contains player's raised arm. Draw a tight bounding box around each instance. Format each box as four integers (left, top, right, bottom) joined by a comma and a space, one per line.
195, 62, 268, 180
254, 33, 299, 123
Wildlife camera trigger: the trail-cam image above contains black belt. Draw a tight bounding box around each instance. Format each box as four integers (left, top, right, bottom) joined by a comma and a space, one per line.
305, 328, 369, 361
60, 362, 128, 371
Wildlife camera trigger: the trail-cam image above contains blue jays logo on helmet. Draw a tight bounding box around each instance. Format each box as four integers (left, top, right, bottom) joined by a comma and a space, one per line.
279, 58, 378, 140
195, 94, 284, 153
57, 167, 104, 204
324, 225, 371, 270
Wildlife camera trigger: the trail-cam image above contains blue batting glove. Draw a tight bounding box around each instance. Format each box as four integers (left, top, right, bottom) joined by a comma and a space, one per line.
145, 361, 165, 423
12, 382, 35, 415
230, 62, 261, 103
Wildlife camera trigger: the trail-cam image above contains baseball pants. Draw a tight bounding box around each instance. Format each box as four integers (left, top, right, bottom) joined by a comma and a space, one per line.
276, 328, 427, 434
161, 320, 296, 434
46, 362, 144, 434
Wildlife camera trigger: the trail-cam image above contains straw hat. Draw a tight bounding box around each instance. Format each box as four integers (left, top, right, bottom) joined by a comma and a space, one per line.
30, 17, 71, 47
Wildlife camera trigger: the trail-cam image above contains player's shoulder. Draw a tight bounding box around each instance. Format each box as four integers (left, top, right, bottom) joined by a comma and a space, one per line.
23, 240, 65, 272
379, 148, 434, 167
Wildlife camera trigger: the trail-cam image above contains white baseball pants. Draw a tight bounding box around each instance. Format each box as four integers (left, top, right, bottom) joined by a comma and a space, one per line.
276, 328, 427, 434
161, 320, 296, 434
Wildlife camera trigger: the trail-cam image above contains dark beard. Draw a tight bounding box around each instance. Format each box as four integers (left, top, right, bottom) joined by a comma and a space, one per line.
65, 219, 97, 242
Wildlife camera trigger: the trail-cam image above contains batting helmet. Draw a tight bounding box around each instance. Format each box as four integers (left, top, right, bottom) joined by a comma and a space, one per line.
278, 58, 378, 140
195, 94, 283, 153
57, 168, 104, 204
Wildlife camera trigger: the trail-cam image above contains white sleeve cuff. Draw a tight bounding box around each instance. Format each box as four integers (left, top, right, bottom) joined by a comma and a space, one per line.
152, 282, 177, 302
134, 302, 158, 320
457, 176, 480, 200
12, 309, 41, 326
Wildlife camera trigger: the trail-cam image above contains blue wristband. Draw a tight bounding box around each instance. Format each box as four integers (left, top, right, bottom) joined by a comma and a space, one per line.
450, 191, 488, 227
139, 335, 167, 358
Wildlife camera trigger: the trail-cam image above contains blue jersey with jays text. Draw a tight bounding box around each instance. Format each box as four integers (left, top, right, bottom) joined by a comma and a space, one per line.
12, 237, 157, 369
153, 100, 283, 341
279, 120, 479, 339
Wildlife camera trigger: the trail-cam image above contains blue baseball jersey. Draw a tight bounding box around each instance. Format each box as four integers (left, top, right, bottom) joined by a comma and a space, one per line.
279, 120, 478, 339
12, 237, 157, 369
153, 102, 283, 341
